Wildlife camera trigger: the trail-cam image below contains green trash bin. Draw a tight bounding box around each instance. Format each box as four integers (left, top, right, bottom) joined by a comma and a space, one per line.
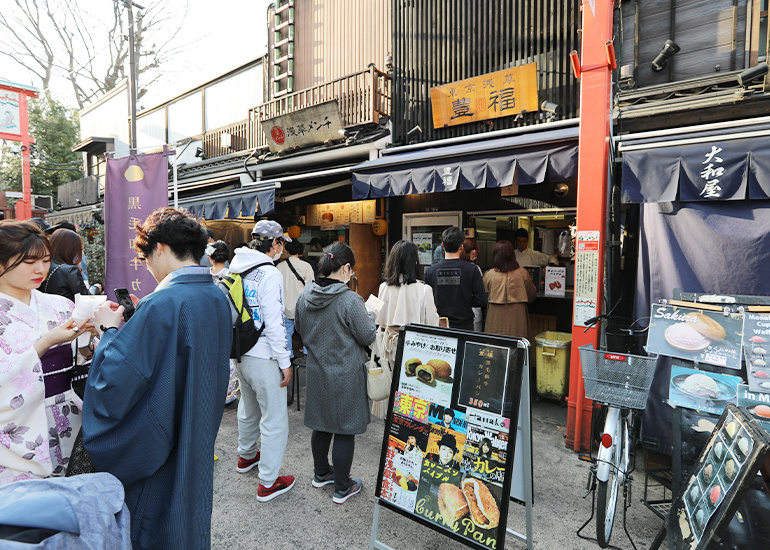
535, 331, 572, 401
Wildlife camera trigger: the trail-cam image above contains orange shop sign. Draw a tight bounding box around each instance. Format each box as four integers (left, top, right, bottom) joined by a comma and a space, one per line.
429, 63, 539, 128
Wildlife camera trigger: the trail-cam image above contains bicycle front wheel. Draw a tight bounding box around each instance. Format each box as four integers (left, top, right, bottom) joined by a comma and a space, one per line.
595, 413, 624, 547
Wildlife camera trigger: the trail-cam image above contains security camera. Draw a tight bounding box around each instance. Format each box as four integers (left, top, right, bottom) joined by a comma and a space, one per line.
652, 40, 680, 72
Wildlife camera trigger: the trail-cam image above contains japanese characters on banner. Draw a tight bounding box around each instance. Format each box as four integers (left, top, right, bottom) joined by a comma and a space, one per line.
377, 326, 524, 550
104, 150, 170, 301
573, 230, 600, 326
647, 304, 744, 369
429, 64, 539, 128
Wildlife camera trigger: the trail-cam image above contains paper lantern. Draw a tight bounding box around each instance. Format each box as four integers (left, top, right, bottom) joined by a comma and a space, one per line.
288, 225, 301, 239
372, 219, 388, 235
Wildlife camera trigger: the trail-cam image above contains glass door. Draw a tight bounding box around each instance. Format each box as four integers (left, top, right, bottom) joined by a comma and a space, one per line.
403, 211, 463, 278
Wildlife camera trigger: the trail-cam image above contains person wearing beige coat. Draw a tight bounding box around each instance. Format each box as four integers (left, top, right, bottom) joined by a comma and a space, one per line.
483, 240, 537, 340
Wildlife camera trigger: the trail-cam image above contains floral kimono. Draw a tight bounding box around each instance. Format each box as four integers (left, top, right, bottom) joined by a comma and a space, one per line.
0, 289, 82, 485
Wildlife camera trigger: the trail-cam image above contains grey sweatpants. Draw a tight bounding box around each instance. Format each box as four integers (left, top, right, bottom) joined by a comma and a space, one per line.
234, 355, 289, 486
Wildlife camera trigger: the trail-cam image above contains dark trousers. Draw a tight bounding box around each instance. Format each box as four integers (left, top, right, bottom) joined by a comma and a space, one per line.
311, 430, 355, 493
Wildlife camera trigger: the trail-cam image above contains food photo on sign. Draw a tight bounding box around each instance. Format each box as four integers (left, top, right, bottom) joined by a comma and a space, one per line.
668, 366, 742, 415
398, 331, 459, 408
647, 304, 744, 369
737, 384, 770, 431
742, 312, 770, 392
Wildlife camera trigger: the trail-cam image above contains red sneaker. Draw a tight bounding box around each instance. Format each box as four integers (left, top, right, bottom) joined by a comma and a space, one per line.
236, 451, 260, 473
257, 475, 296, 502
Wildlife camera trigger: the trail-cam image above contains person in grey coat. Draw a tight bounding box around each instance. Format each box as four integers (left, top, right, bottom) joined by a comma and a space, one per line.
295, 242, 376, 505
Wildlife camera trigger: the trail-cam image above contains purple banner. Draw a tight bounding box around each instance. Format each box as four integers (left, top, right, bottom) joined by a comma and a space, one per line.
105, 150, 169, 301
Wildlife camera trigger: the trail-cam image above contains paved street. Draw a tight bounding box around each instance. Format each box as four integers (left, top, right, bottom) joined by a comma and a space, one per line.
211, 372, 667, 550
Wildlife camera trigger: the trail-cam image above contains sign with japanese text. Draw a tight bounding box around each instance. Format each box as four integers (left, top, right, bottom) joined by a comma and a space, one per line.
741, 313, 770, 393
0, 90, 21, 139
574, 230, 600, 326
429, 63, 539, 128
375, 324, 525, 550
262, 101, 343, 153
104, 150, 170, 302
648, 304, 744, 369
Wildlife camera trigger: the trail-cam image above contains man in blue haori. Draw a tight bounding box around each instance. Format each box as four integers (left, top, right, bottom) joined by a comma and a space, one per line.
82, 208, 232, 550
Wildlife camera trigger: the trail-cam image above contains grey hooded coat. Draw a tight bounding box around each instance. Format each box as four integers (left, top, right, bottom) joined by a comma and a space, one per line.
295, 279, 376, 435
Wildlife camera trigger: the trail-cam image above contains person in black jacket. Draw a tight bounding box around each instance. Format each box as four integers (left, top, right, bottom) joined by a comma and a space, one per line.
42, 228, 88, 303
424, 227, 487, 330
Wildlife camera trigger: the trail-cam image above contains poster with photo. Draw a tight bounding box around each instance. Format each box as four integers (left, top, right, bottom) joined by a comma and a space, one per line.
742, 312, 770, 393
458, 342, 510, 415
668, 366, 741, 416
413, 232, 433, 265
427, 404, 467, 434
648, 304, 743, 369
398, 331, 459, 408
413, 460, 504, 550
390, 414, 431, 461
319, 203, 336, 229
380, 446, 423, 512
461, 424, 508, 484
424, 425, 466, 470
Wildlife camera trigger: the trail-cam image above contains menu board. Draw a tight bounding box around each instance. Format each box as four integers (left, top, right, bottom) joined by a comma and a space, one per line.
307, 200, 376, 227
666, 404, 770, 549
413, 233, 433, 265
742, 312, 770, 393
648, 304, 744, 369
376, 325, 524, 550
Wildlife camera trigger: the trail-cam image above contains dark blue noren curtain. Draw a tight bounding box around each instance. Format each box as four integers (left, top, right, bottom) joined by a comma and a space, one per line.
181, 189, 275, 220
622, 137, 770, 203
634, 201, 770, 453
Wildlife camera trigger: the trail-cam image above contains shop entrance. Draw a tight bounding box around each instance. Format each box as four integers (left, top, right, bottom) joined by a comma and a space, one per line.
402, 211, 462, 278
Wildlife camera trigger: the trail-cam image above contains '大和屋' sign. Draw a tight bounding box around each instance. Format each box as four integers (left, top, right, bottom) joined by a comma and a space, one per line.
261, 101, 344, 153
429, 64, 539, 129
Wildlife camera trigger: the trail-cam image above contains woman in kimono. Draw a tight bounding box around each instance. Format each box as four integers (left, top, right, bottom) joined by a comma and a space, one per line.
0, 220, 88, 486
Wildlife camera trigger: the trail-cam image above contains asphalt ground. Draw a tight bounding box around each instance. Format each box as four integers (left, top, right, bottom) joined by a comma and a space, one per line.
211, 376, 668, 550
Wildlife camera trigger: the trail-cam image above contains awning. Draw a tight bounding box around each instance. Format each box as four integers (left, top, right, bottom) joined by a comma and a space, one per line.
178, 187, 276, 220
351, 126, 579, 199
619, 119, 770, 203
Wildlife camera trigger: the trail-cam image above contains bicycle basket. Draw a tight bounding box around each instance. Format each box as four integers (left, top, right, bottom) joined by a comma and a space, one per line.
578, 344, 658, 409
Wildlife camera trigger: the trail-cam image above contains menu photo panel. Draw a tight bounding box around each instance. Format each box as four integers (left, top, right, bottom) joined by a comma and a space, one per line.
375, 324, 526, 550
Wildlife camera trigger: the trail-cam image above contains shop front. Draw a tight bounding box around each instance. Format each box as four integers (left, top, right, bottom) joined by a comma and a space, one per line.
352, 120, 580, 389
617, 116, 770, 542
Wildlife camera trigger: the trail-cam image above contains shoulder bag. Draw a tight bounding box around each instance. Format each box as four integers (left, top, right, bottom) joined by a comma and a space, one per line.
366, 343, 391, 402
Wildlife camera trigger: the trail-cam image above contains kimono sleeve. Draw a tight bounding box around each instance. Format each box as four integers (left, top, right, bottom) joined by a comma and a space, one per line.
82, 301, 173, 486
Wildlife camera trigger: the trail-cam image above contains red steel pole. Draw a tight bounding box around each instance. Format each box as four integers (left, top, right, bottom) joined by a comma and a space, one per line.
17, 91, 33, 220
566, 0, 615, 451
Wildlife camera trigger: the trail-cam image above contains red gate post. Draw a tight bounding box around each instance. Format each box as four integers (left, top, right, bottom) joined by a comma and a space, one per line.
0, 81, 38, 220
565, 0, 615, 451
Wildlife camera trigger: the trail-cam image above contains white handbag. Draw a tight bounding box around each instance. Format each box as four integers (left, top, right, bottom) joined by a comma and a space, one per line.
366, 343, 391, 402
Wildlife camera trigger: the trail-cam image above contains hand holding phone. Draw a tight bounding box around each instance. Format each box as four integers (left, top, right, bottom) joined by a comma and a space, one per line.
113, 288, 136, 322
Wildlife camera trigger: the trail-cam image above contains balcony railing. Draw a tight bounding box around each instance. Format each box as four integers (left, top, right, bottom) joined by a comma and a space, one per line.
202, 66, 391, 159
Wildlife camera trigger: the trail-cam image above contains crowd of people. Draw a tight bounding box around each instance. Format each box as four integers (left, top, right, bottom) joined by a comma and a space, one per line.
0, 210, 545, 549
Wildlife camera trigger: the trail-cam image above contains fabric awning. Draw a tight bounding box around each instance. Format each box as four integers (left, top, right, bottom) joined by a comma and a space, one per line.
620, 125, 770, 203
351, 126, 579, 199
46, 205, 102, 226
179, 188, 275, 220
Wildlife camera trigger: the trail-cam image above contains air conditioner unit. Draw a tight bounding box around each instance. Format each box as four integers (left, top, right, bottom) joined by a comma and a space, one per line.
32, 195, 53, 210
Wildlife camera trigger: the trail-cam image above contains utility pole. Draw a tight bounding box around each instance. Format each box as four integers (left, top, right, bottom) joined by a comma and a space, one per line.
565, 0, 616, 452
118, 0, 144, 150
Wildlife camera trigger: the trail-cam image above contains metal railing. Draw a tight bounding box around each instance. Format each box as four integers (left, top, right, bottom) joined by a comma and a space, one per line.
201, 67, 391, 158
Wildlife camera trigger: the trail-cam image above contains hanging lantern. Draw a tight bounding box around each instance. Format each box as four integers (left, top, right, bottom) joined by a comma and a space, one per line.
287, 225, 301, 239
372, 219, 388, 236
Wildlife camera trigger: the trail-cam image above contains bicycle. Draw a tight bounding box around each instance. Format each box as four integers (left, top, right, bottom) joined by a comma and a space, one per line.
576, 315, 657, 549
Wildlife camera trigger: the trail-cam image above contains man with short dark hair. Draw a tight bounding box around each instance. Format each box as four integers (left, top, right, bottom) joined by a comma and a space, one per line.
84, 207, 232, 549
514, 227, 558, 267
424, 227, 487, 330
227, 220, 296, 502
